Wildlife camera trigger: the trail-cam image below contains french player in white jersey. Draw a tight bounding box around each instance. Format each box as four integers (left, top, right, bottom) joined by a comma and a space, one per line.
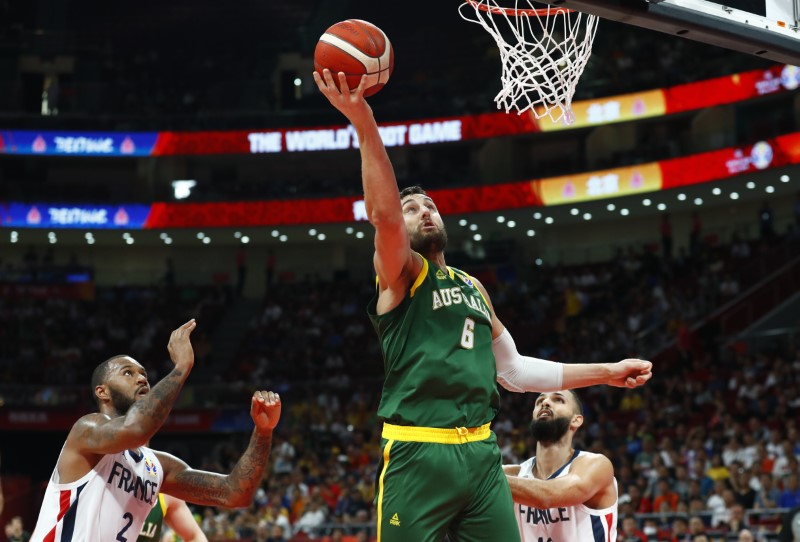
31, 319, 282, 542
504, 390, 618, 542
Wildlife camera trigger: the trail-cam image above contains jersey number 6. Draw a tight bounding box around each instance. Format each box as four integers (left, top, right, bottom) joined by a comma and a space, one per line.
460, 318, 475, 349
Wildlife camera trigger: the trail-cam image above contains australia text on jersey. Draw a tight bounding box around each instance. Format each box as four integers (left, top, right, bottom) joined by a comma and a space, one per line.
431, 287, 491, 321
107, 461, 158, 505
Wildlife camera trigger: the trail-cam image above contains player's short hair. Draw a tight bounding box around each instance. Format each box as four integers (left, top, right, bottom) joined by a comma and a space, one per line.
399, 185, 428, 199
90, 355, 127, 407
567, 389, 583, 416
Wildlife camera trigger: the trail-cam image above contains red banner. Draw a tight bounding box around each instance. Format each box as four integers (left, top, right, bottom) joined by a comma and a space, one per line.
661, 137, 793, 189
665, 65, 790, 114
146, 196, 364, 228
144, 181, 543, 229
153, 112, 540, 156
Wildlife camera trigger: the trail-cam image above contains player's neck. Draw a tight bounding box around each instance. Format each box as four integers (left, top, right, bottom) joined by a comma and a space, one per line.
100, 405, 123, 418
424, 251, 447, 271
534, 441, 574, 479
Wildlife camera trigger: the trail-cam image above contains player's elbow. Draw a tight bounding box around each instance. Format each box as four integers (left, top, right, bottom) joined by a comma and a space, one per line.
496, 374, 524, 393
119, 420, 156, 447
226, 490, 256, 509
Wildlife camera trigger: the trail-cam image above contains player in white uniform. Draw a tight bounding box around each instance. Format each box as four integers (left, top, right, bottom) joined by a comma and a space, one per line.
31, 319, 282, 542
504, 390, 618, 542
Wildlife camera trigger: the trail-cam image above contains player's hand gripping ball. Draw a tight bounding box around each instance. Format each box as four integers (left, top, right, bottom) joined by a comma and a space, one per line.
314, 19, 394, 96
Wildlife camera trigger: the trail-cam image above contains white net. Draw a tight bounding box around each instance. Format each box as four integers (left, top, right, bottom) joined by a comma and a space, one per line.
459, 0, 598, 125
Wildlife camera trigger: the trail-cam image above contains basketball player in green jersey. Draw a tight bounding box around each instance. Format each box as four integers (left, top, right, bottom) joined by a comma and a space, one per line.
137, 493, 207, 542
314, 69, 652, 542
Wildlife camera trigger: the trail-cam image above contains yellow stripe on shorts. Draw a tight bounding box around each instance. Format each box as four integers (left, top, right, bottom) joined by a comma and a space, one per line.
376, 439, 394, 541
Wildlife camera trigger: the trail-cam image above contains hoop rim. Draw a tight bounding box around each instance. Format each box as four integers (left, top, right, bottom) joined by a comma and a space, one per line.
464, 0, 573, 16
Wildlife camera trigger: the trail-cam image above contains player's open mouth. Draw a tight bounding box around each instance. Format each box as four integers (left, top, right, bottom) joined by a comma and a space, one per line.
137, 386, 149, 396
539, 410, 552, 418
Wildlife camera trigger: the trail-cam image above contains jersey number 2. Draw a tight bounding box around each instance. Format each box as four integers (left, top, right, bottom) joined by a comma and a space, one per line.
117, 512, 133, 542
460, 318, 475, 349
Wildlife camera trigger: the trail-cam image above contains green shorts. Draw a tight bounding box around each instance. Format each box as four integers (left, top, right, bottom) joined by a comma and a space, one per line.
374, 423, 521, 542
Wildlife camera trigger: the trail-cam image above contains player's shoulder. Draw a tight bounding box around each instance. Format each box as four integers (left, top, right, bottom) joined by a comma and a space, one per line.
69, 412, 112, 433
63, 412, 111, 448
573, 451, 614, 472
517, 456, 536, 476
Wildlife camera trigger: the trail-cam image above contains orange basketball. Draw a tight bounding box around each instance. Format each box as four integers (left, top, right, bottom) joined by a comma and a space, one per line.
314, 19, 394, 97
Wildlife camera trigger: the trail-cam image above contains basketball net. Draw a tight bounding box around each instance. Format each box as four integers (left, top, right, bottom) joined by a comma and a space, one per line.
459, 0, 598, 125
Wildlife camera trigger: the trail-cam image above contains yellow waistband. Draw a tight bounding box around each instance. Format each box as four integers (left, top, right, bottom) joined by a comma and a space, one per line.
382, 422, 492, 444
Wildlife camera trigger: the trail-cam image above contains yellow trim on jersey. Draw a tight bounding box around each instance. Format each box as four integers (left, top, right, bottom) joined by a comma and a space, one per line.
382, 422, 492, 444
377, 440, 395, 541
373, 253, 428, 298
409, 256, 428, 298
158, 493, 167, 516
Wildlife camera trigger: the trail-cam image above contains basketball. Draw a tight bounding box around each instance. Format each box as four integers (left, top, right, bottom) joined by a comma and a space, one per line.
314, 19, 394, 97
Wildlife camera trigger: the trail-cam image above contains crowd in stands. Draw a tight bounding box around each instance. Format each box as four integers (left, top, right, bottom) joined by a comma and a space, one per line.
0, 275, 232, 394
1, 224, 798, 541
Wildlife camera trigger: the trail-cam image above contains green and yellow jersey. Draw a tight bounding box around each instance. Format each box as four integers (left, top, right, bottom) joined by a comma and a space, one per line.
138, 493, 167, 542
368, 255, 499, 428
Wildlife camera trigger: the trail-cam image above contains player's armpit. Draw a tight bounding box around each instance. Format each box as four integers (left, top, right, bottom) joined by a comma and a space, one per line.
503, 464, 521, 476
373, 231, 420, 292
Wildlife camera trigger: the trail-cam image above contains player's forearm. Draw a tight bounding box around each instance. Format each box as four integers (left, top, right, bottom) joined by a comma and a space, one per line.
506, 475, 586, 509
493, 329, 563, 392
562, 363, 614, 389
123, 366, 190, 439
169, 429, 272, 507
223, 429, 273, 507
355, 116, 403, 227
507, 476, 561, 509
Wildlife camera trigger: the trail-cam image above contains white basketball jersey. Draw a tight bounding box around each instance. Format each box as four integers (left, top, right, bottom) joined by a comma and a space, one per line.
31, 446, 163, 542
514, 450, 617, 542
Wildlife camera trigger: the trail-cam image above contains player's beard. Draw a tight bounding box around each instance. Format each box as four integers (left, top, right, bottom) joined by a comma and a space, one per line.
409, 224, 448, 255
529, 415, 571, 443
108, 385, 136, 416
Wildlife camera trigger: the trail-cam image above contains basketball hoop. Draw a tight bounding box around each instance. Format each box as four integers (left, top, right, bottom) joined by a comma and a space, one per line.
459, 0, 598, 125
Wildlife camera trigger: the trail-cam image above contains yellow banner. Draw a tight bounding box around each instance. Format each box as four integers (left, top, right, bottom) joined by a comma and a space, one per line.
536, 90, 667, 131
533, 163, 663, 206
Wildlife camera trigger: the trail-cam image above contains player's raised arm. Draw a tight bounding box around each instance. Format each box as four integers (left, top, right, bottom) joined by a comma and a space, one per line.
66, 320, 197, 458
156, 390, 280, 508
313, 69, 418, 292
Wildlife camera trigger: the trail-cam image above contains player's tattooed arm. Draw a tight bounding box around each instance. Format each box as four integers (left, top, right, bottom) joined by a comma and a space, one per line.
156, 431, 274, 507
71, 368, 188, 454
157, 390, 280, 508
69, 320, 197, 455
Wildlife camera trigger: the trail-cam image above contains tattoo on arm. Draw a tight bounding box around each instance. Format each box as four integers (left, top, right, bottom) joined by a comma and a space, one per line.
173, 431, 273, 507
127, 368, 186, 428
